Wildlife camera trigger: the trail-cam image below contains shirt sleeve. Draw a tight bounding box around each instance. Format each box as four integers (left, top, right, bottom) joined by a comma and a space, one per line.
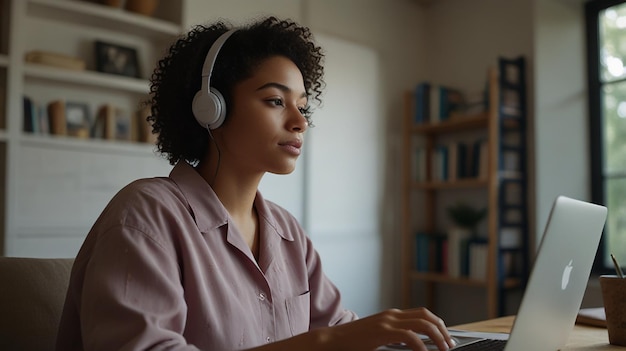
77, 224, 201, 351
304, 235, 359, 329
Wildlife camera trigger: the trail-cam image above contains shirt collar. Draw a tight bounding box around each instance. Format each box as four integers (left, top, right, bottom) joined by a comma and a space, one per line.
168, 162, 294, 242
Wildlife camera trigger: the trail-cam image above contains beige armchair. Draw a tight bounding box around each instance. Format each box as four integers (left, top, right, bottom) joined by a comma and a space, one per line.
0, 257, 74, 351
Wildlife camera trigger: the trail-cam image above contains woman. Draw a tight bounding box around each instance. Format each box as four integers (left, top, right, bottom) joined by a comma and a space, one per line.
56, 16, 456, 351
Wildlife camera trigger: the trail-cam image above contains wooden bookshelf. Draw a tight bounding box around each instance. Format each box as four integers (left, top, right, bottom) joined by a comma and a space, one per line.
400, 58, 529, 319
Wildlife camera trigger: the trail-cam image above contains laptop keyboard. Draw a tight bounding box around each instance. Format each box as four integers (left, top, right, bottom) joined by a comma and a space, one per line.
454, 339, 507, 351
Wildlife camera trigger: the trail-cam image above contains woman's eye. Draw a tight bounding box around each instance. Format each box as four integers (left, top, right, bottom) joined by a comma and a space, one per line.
268, 98, 284, 107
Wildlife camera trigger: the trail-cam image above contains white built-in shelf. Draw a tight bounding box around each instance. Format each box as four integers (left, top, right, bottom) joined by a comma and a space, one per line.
24, 63, 149, 94
20, 133, 158, 157
27, 0, 182, 39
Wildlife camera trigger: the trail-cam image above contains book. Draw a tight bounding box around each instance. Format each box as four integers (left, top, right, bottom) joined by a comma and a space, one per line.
415, 232, 431, 272
23, 99, 48, 135
412, 146, 426, 182
429, 84, 441, 123
426, 85, 466, 122
456, 142, 468, 179
468, 239, 489, 280
446, 228, 472, 277
431, 145, 449, 181
439, 86, 464, 120
469, 138, 488, 178
47, 100, 67, 135
447, 142, 458, 181
94, 104, 115, 140
24, 50, 86, 71
23, 96, 34, 133
94, 104, 135, 141
136, 105, 157, 144
414, 82, 430, 124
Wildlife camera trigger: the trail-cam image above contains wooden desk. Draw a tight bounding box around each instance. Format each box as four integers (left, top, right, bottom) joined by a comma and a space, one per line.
453, 316, 623, 350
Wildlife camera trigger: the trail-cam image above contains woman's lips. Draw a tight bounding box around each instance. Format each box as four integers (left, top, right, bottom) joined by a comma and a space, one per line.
279, 140, 302, 156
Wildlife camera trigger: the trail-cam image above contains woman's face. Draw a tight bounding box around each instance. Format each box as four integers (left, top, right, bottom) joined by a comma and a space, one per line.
213, 55, 309, 177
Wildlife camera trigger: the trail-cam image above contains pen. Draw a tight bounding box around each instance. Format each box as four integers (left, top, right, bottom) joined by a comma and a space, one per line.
610, 253, 624, 278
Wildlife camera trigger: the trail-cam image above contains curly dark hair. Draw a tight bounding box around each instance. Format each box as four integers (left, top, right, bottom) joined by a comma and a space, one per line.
147, 16, 325, 166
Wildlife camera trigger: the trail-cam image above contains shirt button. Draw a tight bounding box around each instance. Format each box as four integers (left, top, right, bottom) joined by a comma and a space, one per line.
266, 337, 271, 343
258, 293, 266, 301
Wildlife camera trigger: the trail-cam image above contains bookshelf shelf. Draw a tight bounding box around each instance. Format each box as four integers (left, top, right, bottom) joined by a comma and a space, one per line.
27, 0, 182, 39
19, 133, 156, 157
400, 57, 529, 319
24, 64, 149, 94
408, 111, 489, 135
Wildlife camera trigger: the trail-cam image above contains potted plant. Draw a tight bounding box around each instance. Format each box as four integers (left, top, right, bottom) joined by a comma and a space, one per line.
445, 201, 488, 277
446, 201, 487, 236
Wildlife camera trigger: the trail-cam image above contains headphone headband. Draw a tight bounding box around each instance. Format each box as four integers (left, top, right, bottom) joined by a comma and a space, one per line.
199, 29, 238, 92
192, 29, 238, 130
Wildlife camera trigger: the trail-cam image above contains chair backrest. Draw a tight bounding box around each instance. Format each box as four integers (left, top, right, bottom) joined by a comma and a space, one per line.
0, 257, 74, 351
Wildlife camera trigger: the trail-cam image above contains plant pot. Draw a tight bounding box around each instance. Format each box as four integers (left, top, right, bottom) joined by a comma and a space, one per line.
125, 0, 159, 17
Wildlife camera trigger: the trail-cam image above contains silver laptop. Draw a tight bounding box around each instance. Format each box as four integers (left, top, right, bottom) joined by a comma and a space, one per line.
382, 195, 608, 351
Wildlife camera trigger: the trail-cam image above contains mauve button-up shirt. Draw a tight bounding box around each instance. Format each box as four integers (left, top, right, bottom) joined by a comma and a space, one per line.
56, 162, 357, 351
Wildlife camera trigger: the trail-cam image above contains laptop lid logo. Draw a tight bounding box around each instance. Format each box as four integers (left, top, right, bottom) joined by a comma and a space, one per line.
562, 259, 573, 290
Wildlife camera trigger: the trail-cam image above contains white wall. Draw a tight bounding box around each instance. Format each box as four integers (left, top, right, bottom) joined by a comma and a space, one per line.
306, 34, 382, 317
533, 0, 589, 245
534, 0, 602, 308
423, 0, 534, 92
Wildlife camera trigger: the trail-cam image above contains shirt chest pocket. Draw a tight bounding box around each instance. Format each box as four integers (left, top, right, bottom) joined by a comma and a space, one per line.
284, 290, 310, 336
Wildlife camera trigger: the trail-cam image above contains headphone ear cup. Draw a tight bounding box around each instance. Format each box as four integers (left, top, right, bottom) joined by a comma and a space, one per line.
192, 87, 226, 130
192, 29, 237, 131
208, 87, 226, 130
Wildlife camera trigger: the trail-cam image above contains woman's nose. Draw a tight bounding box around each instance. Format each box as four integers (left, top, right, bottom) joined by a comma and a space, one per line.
289, 107, 308, 133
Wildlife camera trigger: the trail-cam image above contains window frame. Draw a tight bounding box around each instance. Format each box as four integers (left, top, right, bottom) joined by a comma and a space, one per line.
585, 0, 626, 274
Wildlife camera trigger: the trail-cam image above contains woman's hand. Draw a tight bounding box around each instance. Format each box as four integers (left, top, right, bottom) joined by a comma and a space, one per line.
311, 307, 456, 351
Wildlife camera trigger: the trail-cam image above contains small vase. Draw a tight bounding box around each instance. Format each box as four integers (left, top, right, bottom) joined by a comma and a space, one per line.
125, 0, 159, 17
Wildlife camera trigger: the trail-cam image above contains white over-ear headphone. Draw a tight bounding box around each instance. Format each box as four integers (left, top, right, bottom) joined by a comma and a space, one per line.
192, 29, 238, 130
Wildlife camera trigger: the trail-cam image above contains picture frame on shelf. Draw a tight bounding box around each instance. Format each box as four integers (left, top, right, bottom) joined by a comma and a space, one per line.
94, 40, 141, 78
114, 107, 134, 141
65, 102, 91, 139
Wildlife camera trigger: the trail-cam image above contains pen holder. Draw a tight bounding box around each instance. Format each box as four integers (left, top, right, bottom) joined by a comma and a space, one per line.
599, 275, 626, 346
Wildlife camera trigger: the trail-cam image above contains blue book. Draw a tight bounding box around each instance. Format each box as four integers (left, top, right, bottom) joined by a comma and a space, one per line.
415, 232, 431, 271
457, 143, 468, 179
439, 86, 464, 120
414, 82, 430, 124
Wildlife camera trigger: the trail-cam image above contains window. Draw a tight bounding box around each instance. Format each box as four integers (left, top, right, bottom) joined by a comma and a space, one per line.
586, 0, 626, 273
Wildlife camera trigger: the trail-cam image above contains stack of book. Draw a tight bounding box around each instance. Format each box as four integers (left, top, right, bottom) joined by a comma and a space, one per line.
414, 82, 465, 124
